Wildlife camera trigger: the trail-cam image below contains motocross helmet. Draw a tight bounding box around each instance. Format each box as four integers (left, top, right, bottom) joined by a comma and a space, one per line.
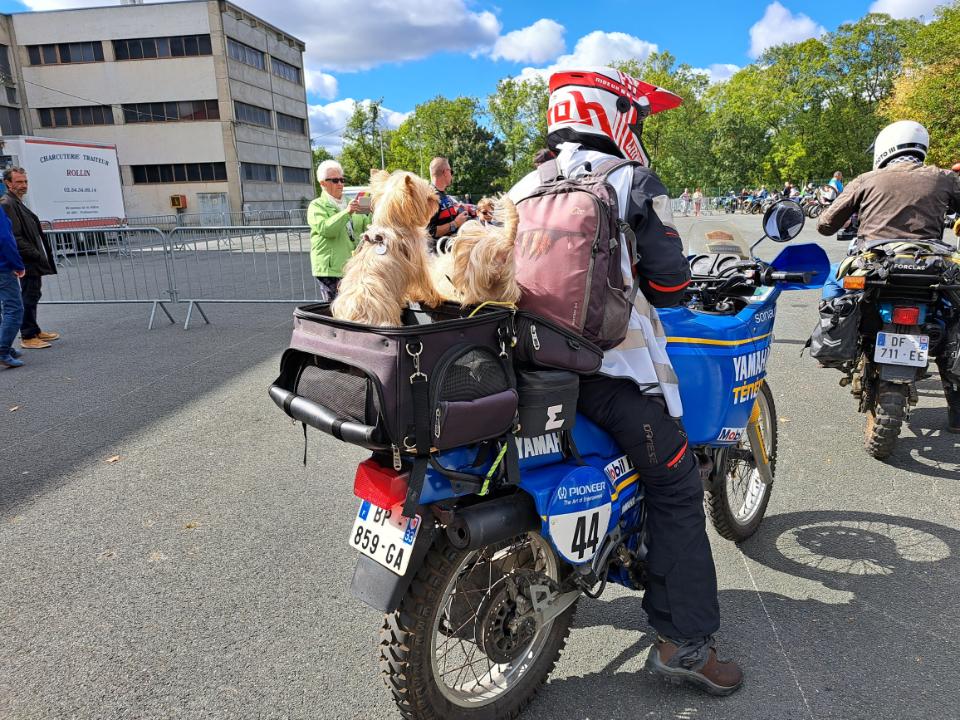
871, 120, 928, 169
546, 67, 683, 165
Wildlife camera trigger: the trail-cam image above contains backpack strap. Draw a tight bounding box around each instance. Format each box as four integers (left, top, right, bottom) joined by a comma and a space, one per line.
591, 157, 643, 304
537, 158, 562, 184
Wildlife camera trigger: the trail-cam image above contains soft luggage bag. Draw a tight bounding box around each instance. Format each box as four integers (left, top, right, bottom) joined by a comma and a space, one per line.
516, 370, 579, 437
806, 293, 862, 367
514, 158, 639, 350
513, 310, 603, 375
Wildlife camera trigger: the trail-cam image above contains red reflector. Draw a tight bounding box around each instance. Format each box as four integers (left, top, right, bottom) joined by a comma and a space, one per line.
892, 306, 920, 325
354, 458, 409, 510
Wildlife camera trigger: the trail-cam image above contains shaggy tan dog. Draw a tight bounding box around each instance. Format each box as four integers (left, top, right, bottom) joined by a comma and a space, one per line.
332, 170, 444, 326
432, 196, 521, 307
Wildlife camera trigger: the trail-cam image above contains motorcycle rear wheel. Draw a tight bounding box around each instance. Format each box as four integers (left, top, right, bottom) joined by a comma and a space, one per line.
706, 381, 777, 542
864, 382, 910, 459
379, 532, 574, 720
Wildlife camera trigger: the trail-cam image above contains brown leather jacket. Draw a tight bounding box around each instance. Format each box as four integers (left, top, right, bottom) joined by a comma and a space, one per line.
818, 162, 960, 248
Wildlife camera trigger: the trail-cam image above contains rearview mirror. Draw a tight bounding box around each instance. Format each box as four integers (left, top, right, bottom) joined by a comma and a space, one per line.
763, 200, 805, 243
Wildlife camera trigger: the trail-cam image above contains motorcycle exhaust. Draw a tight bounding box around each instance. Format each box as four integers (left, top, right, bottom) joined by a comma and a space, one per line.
446, 493, 541, 551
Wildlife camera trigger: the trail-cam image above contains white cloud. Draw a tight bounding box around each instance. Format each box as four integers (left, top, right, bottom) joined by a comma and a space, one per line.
691, 63, 741, 84
304, 70, 338, 100
749, 2, 827, 59
308, 99, 409, 154
869, 0, 941, 19
491, 19, 565, 64
20, 0, 502, 78
516, 31, 658, 84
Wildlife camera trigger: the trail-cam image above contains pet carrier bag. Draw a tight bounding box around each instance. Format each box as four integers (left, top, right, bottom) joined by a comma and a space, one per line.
513, 310, 604, 375
269, 303, 519, 515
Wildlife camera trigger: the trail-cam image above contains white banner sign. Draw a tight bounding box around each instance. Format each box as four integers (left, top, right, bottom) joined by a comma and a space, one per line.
19, 138, 125, 222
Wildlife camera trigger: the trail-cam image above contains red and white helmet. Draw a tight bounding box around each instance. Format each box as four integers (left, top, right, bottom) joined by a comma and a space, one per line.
546, 67, 683, 165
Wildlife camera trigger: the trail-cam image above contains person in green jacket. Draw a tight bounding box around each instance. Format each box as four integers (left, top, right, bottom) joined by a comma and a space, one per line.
309, 160, 372, 300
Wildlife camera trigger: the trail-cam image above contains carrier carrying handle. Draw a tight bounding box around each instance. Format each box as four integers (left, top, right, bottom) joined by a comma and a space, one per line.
268, 385, 389, 451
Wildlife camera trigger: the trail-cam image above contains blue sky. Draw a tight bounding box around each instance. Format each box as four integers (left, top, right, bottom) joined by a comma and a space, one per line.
1, 0, 944, 151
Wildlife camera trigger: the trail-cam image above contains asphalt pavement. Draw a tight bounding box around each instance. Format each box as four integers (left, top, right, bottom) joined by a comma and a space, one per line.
1, 212, 958, 720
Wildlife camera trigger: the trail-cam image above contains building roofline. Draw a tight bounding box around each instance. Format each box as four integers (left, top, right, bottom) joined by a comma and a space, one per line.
3, 0, 306, 50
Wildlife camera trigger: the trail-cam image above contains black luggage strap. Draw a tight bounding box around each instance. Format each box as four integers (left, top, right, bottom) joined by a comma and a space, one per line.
562, 429, 585, 465
402, 340, 431, 518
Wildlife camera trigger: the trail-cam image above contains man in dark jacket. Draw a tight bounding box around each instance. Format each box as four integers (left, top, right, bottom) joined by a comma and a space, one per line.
818, 120, 960, 433
1, 167, 59, 349
0, 205, 25, 367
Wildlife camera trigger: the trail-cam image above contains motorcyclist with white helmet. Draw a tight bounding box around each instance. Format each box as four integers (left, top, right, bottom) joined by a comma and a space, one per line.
510, 67, 743, 695
818, 120, 960, 433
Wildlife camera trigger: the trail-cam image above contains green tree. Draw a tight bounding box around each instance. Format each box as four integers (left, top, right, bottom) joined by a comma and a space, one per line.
339, 100, 391, 185
390, 96, 508, 197
486, 76, 549, 187
883, 4, 960, 167
619, 52, 716, 194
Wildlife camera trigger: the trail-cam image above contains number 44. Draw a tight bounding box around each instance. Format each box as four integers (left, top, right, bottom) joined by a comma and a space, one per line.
571, 512, 601, 560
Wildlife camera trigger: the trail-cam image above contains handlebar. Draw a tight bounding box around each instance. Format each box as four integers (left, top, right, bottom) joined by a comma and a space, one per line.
766, 270, 814, 284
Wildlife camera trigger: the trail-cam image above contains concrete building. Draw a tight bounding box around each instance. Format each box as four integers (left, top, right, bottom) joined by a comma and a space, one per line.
0, 0, 313, 218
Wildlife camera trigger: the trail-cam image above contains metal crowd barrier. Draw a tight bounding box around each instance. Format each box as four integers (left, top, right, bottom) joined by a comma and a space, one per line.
124, 209, 310, 229
41, 226, 177, 329
164, 224, 318, 328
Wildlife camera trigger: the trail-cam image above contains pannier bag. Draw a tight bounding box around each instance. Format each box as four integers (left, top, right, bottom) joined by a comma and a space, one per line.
515, 158, 639, 350
516, 370, 579, 438
513, 310, 603, 375
270, 303, 519, 515
805, 293, 862, 367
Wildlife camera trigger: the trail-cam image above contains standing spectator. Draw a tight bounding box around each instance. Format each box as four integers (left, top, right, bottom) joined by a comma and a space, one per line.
828, 171, 844, 193
0, 205, 25, 368
693, 187, 703, 216
426, 157, 469, 254
0, 167, 58, 350
680, 187, 692, 215
308, 160, 371, 301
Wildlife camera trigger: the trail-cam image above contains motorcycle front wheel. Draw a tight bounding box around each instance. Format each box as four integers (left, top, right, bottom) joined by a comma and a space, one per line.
706, 381, 777, 542
380, 532, 574, 720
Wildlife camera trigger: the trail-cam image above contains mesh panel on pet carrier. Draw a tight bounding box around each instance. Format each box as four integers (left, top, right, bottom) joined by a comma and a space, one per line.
296, 364, 380, 424
434, 348, 511, 403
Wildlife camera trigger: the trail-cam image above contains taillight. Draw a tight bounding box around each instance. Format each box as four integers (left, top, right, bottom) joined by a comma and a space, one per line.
354, 458, 409, 510
892, 306, 921, 325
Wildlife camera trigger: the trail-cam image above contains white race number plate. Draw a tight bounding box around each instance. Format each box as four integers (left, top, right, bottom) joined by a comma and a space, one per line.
348, 501, 420, 576
874, 332, 929, 368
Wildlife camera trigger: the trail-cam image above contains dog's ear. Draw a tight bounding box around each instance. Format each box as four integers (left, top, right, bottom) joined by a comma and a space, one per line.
370, 169, 389, 184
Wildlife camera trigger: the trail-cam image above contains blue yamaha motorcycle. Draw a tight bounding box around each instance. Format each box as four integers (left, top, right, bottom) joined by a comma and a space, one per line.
271, 201, 828, 719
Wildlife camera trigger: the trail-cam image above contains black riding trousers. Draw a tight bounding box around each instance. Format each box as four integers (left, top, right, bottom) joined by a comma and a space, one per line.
578, 376, 721, 640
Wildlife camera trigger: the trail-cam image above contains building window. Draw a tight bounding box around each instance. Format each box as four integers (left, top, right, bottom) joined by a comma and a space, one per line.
27, 42, 104, 66
276, 112, 306, 135
227, 38, 265, 70
271, 57, 301, 84
282, 166, 311, 184
0, 105, 22, 135
0, 44, 12, 80
234, 101, 271, 128
131, 162, 227, 184
5, 87, 16, 105
113, 35, 212, 61
123, 100, 220, 123
38, 105, 114, 128
241, 163, 277, 182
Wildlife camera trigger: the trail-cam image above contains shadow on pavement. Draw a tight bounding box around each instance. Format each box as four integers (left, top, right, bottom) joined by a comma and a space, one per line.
529, 510, 960, 720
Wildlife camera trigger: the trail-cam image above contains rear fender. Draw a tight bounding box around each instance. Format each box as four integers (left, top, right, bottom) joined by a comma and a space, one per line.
878, 363, 921, 384
350, 518, 437, 614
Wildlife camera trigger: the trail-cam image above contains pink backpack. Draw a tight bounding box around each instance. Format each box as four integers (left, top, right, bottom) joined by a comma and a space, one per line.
515, 158, 639, 350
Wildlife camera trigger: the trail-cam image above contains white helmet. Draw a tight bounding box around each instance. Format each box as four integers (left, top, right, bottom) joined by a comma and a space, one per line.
872, 120, 928, 169
546, 67, 682, 165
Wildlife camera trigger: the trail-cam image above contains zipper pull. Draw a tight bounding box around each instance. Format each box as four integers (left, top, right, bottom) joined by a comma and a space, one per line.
392, 444, 401, 471
530, 324, 541, 351
435, 407, 442, 438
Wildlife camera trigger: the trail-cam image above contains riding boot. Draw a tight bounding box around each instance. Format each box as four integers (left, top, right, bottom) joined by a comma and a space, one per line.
945, 385, 960, 434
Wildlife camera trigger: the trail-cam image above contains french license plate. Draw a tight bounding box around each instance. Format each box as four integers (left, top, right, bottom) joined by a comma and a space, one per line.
348, 500, 420, 576
874, 332, 929, 367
